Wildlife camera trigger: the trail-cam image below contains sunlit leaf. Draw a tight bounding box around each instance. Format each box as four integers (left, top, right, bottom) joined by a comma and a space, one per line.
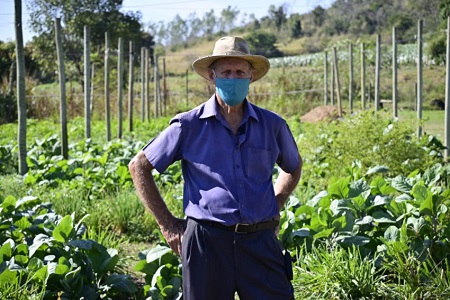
313, 228, 334, 239
411, 183, 429, 203
328, 178, 350, 199
365, 165, 389, 176
391, 176, 412, 193
384, 226, 399, 241
335, 235, 370, 246
53, 215, 74, 243
372, 211, 396, 224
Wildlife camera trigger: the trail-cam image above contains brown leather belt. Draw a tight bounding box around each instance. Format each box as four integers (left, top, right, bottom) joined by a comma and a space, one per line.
200, 219, 279, 233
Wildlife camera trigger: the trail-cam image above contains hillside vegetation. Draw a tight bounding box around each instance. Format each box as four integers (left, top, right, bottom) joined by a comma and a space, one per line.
159, 0, 446, 72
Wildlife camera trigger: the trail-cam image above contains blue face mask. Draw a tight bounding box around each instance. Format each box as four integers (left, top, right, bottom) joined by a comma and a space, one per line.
215, 77, 251, 106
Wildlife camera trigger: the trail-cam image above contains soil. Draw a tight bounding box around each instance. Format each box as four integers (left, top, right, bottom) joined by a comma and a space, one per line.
300, 105, 342, 123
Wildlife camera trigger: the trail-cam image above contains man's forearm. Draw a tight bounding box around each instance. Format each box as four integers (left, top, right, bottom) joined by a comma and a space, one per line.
129, 151, 175, 227
274, 155, 303, 211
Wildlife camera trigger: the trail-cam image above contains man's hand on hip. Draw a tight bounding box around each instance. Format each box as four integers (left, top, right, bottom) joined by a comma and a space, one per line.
160, 217, 187, 256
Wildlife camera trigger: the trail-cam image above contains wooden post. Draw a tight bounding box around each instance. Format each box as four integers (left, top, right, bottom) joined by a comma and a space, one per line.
140, 47, 145, 122
392, 27, 398, 118
145, 48, 150, 121
154, 54, 160, 118
117, 37, 124, 139
55, 18, 68, 159
90, 63, 95, 115
417, 19, 423, 138
349, 43, 353, 113
361, 42, 366, 110
162, 57, 167, 116
104, 32, 111, 141
375, 34, 381, 111
331, 59, 335, 106
333, 46, 342, 117
14, 0, 27, 175
7, 62, 15, 121
324, 51, 328, 105
445, 17, 450, 159
186, 69, 189, 107
128, 41, 134, 132
84, 26, 91, 138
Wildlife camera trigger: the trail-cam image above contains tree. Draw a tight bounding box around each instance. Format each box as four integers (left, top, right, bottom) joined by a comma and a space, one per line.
440, 0, 450, 19
312, 6, 326, 27
27, 0, 150, 85
245, 31, 282, 58
220, 6, 240, 34
0, 42, 15, 84
388, 13, 415, 43
288, 13, 302, 38
186, 12, 202, 43
203, 10, 217, 36
426, 0, 450, 64
168, 15, 188, 48
14, 0, 28, 175
407, 0, 441, 31
148, 21, 168, 45
268, 4, 288, 32
0, 42, 17, 124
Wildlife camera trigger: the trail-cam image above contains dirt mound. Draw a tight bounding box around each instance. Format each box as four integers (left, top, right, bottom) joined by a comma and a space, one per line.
300, 105, 341, 123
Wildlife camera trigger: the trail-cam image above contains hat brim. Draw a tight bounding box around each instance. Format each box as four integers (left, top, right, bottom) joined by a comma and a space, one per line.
192, 54, 270, 82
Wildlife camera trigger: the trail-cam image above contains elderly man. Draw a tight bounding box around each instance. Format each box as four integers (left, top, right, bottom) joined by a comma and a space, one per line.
129, 36, 302, 300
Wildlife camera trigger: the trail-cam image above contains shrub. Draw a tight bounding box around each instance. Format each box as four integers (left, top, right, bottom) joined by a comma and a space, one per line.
297, 110, 444, 190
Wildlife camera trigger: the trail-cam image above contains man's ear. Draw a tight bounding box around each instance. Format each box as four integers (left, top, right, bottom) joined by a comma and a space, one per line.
208, 69, 215, 82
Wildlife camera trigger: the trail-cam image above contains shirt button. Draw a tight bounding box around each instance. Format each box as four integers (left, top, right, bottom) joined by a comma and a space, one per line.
236, 165, 240, 169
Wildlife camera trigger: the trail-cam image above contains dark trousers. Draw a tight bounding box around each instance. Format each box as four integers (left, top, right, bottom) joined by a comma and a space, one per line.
181, 218, 294, 300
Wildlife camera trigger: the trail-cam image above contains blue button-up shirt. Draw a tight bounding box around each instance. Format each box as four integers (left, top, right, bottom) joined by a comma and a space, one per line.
143, 95, 299, 225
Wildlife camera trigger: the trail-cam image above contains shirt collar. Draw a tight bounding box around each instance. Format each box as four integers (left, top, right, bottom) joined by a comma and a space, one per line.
200, 95, 259, 123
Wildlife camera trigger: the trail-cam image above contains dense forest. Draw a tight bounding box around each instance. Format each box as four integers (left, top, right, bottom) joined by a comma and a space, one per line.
0, 0, 449, 92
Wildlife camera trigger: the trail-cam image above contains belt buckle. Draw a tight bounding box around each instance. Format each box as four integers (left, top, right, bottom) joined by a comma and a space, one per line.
234, 223, 249, 233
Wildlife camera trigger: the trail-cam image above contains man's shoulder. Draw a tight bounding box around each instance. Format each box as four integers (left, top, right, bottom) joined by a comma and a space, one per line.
250, 102, 285, 123
169, 102, 207, 125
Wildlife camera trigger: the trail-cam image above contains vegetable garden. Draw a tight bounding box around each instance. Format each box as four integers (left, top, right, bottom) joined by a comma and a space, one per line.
1, 106, 449, 299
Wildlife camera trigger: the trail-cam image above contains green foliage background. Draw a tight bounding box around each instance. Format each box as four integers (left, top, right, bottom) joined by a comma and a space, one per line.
1, 108, 449, 298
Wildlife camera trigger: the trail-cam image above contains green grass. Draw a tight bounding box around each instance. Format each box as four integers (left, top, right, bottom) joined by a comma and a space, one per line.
398, 109, 445, 138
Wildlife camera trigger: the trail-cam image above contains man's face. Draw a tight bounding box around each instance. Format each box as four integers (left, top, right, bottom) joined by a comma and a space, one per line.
209, 58, 252, 81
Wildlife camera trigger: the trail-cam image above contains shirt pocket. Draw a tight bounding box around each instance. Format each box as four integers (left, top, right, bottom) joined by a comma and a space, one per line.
247, 147, 273, 182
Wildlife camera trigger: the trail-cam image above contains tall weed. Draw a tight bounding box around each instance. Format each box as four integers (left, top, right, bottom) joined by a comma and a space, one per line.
293, 245, 389, 299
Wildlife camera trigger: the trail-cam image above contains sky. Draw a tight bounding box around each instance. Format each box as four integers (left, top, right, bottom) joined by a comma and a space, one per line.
0, 0, 335, 43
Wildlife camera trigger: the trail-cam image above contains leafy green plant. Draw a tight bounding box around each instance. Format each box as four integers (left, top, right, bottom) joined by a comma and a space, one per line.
280, 162, 450, 298
0, 195, 136, 299
23, 135, 144, 198
134, 244, 182, 300
0, 144, 17, 175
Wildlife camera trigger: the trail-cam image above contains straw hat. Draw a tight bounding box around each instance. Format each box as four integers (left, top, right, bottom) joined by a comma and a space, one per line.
192, 36, 270, 82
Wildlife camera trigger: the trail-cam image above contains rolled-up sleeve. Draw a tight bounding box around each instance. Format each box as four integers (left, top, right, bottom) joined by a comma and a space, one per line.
143, 120, 183, 173
276, 121, 299, 173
